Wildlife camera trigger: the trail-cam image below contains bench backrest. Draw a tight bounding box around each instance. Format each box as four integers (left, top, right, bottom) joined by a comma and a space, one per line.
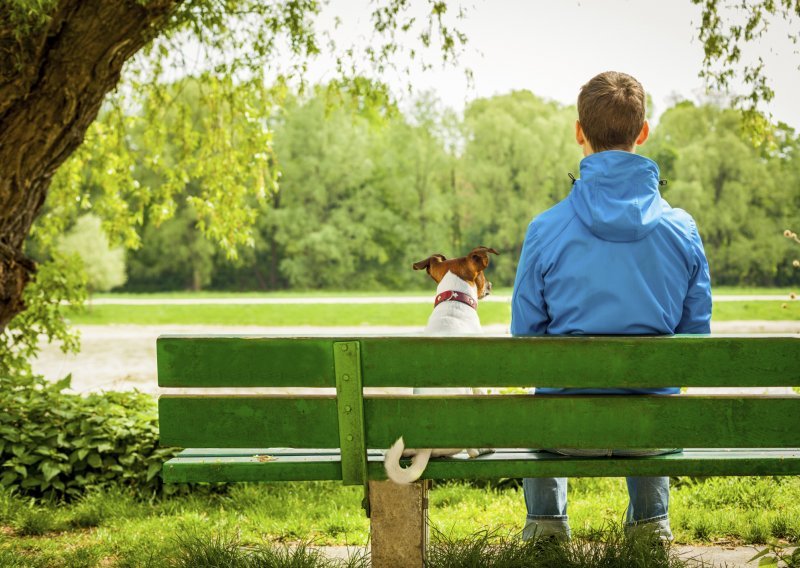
158, 336, 799, 462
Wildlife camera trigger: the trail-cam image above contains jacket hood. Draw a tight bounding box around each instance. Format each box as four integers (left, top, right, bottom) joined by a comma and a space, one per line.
570, 151, 663, 242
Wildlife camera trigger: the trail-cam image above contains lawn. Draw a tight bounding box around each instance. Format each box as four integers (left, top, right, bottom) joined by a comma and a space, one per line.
66, 299, 798, 325
92, 286, 797, 300
2, 477, 799, 566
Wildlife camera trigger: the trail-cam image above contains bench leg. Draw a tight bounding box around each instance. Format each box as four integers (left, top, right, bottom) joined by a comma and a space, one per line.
369, 479, 430, 568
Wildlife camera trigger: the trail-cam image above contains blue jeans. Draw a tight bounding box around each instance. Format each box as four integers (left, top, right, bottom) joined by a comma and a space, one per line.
523, 449, 679, 541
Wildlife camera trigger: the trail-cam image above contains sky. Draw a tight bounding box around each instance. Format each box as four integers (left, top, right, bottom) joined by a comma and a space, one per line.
312, 0, 800, 129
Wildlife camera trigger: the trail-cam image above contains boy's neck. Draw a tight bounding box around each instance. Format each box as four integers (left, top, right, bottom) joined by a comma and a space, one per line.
582, 144, 636, 157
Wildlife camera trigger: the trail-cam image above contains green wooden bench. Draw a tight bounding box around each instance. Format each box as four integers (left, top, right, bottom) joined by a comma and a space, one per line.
157, 335, 800, 566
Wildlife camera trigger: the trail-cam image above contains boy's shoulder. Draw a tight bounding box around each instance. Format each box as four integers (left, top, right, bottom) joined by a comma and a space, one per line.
658, 202, 700, 242
524, 195, 702, 252
525, 198, 577, 249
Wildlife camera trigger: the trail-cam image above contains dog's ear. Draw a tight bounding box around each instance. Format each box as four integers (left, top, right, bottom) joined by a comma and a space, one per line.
412, 254, 446, 271
468, 246, 499, 270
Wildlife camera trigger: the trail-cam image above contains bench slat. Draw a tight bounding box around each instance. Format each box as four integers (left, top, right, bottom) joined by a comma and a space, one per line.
156, 336, 800, 388
157, 337, 336, 387
363, 395, 800, 448
359, 336, 800, 388
159, 395, 800, 449
158, 396, 340, 448
162, 449, 800, 483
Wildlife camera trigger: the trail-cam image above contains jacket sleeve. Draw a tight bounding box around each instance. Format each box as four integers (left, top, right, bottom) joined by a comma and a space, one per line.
675, 222, 712, 334
511, 225, 550, 336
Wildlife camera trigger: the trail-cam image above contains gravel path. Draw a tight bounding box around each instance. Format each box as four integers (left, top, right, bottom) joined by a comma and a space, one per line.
31, 322, 799, 394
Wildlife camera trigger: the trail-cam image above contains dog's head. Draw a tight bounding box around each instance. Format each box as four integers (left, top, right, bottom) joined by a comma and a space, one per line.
413, 246, 499, 299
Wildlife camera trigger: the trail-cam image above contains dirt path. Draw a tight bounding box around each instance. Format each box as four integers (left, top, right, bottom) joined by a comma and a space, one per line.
31, 322, 799, 394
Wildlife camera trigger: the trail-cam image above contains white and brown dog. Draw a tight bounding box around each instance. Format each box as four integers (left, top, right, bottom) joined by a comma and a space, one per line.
384, 246, 498, 484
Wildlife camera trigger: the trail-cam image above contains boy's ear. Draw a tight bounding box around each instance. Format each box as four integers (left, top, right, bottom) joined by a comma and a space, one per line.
635, 121, 650, 146
575, 120, 585, 146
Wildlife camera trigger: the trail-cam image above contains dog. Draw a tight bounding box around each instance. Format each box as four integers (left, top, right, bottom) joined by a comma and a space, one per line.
383, 246, 499, 484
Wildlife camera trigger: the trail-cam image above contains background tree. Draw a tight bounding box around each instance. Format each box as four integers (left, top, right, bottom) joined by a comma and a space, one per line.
104, 86, 800, 292
647, 102, 799, 285
459, 91, 579, 283
126, 206, 214, 292
57, 215, 127, 295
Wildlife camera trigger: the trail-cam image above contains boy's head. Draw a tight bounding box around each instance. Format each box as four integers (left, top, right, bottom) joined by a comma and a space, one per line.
576, 71, 648, 155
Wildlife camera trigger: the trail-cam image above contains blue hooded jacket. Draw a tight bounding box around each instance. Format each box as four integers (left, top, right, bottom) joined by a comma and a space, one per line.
510, 151, 712, 395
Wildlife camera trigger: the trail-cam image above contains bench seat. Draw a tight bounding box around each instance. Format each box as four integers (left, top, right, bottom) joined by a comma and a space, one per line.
163, 448, 800, 483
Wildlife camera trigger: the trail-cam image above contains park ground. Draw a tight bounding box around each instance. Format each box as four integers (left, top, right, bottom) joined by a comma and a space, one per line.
4, 288, 798, 566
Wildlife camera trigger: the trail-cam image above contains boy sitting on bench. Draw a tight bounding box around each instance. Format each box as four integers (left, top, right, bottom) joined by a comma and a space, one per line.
511, 71, 712, 541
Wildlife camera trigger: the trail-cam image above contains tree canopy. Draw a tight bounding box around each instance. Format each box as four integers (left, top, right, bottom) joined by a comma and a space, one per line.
102, 84, 800, 293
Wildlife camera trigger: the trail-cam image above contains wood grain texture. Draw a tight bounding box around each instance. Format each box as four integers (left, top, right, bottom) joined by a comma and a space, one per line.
155, 336, 800, 388
157, 336, 336, 387
358, 336, 800, 388
159, 395, 800, 449
158, 396, 340, 448
363, 395, 800, 448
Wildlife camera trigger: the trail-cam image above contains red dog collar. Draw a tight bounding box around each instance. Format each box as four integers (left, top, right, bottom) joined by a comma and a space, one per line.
434, 290, 477, 310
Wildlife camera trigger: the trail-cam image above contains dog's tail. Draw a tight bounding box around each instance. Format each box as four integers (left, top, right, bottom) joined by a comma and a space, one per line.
384, 437, 432, 484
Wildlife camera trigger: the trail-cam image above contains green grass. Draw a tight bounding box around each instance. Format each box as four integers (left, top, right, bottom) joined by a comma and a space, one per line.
92, 286, 795, 300
428, 526, 694, 568
67, 302, 513, 326
65, 299, 799, 325
93, 289, 471, 299
1, 477, 798, 565
712, 300, 799, 320
712, 286, 796, 296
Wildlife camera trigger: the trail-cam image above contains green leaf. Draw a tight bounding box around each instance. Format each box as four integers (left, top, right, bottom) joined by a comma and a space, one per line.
0, 471, 17, 486
52, 374, 72, 392
146, 462, 162, 482
749, 548, 773, 562
40, 461, 62, 482
87, 453, 102, 468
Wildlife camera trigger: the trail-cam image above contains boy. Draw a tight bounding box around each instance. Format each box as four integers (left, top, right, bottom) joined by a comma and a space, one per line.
510, 71, 712, 541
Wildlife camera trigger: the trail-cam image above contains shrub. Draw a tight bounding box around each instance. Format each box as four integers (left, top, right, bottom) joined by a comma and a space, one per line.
0, 373, 179, 500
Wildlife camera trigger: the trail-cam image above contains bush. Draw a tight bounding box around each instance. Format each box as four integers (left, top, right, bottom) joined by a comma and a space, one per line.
0, 374, 179, 500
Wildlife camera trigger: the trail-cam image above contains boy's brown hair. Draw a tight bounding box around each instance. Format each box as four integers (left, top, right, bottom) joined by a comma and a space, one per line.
577, 71, 646, 152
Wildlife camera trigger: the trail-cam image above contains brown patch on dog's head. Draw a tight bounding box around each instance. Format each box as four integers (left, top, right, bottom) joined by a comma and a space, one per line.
413, 246, 499, 299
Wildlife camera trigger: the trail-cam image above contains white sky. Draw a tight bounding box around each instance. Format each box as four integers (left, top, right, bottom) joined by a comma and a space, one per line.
313, 0, 800, 129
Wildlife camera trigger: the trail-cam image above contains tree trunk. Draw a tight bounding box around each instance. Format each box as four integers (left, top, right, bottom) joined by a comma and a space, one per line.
0, 0, 177, 330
